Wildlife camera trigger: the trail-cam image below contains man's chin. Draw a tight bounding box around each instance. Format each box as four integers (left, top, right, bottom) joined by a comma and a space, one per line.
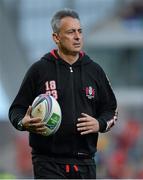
64, 47, 82, 55
71, 50, 81, 56
72, 47, 82, 53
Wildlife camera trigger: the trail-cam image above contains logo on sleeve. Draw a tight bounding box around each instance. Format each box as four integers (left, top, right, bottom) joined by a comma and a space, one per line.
85, 86, 95, 99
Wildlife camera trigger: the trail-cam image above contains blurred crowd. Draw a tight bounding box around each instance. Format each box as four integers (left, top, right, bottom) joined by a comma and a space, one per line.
97, 110, 143, 179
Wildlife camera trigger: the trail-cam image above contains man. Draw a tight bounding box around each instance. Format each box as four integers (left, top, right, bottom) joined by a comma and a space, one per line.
9, 8, 117, 179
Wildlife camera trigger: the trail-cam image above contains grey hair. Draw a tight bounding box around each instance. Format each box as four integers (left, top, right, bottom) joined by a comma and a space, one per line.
51, 8, 80, 33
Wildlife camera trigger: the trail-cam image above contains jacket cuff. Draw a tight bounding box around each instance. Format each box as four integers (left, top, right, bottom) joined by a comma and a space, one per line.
97, 118, 107, 132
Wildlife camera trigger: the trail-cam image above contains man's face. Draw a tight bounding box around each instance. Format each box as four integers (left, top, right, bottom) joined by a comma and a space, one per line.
53, 17, 83, 55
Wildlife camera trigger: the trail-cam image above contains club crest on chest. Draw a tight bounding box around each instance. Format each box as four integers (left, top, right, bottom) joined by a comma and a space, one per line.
84, 86, 95, 99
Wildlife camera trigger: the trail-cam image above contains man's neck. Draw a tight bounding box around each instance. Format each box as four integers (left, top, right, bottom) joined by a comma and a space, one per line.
57, 50, 79, 65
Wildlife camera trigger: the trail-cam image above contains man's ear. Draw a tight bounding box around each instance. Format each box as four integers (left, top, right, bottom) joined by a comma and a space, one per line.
52, 33, 59, 44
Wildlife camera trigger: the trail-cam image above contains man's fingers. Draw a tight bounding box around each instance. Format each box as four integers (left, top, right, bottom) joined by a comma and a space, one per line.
29, 122, 45, 128
36, 126, 47, 133
77, 121, 93, 127
77, 125, 93, 131
81, 113, 89, 117
77, 117, 93, 122
24, 117, 43, 130
29, 117, 43, 123
80, 129, 93, 135
77, 113, 99, 135
27, 121, 47, 134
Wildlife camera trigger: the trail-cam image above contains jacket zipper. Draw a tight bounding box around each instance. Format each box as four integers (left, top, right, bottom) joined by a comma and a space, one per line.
69, 66, 75, 119
69, 67, 76, 121
69, 66, 77, 155
69, 66, 73, 72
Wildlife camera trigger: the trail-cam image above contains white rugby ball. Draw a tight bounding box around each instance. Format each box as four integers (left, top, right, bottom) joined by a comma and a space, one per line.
31, 94, 62, 136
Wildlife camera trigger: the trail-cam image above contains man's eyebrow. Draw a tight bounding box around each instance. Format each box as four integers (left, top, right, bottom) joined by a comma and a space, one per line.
66, 28, 82, 32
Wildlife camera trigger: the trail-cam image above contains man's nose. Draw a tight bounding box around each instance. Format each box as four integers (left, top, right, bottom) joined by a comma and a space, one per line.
74, 31, 81, 40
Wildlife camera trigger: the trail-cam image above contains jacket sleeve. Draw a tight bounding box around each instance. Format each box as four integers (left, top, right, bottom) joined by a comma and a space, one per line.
96, 66, 118, 133
8, 62, 38, 130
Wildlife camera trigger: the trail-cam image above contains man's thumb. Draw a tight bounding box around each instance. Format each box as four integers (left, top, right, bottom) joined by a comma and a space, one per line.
26, 106, 32, 116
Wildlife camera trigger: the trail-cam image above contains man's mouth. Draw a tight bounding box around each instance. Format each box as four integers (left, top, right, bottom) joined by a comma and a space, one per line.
73, 43, 81, 47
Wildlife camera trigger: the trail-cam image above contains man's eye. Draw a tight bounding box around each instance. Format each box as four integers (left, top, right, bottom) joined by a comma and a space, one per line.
67, 31, 74, 34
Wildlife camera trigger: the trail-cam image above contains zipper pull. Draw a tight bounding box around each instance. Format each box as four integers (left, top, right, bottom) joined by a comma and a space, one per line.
69, 66, 73, 72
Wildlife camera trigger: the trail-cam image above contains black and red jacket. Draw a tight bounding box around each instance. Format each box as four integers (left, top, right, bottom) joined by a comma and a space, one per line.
9, 49, 117, 158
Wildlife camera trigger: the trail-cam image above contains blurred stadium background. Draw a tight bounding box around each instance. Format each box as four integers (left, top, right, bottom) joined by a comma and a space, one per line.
0, 0, 143, 178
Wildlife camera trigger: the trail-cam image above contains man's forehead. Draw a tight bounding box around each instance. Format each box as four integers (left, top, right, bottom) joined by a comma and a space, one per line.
60, 17, 81, 29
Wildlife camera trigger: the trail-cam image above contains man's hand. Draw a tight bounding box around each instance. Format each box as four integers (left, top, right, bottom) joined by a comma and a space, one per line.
22, 106, 47, 135
77, 113, 99, 135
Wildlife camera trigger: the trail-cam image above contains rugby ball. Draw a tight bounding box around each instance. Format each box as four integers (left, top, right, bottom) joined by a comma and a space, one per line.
31, 94, 62, 136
